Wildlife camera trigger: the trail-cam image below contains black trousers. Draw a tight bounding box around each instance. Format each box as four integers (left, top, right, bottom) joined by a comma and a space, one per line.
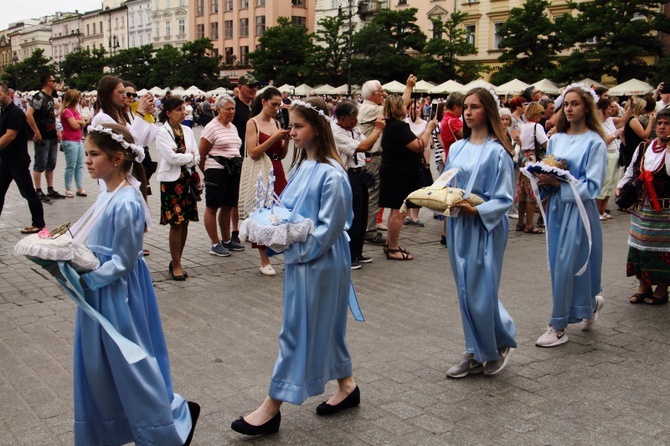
0, 160, 45, 228
347, 168, 369, 260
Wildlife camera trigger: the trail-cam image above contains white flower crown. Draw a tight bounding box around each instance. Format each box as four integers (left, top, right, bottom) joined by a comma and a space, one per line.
554, 83, 599, 109
291, 99, 334, 123
479, 85, 501, 109
87, 125, 145, 163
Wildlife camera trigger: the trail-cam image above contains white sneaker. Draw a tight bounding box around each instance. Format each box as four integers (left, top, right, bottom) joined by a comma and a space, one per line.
599, 213, 607, 221
535, 326, 568, 348
582, 295, 605, 331
259, 264, 276, 276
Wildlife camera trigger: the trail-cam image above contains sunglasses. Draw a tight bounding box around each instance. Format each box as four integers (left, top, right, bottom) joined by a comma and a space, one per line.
126, 92, 138, 98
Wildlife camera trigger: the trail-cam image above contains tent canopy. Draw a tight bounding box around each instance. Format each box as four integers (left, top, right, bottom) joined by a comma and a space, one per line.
429, 80, 464, 94
456, 79, 497, 94
413, 80, 436, 93
495, 78, 530, 96
382, 80, 406, 93
608, 78, 654, 96
293, 83, 312, 96
532, 78, 561, 96
575, 78, 606, 89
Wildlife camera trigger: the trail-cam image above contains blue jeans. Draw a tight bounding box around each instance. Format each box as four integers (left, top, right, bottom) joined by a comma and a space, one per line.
61, 139, 84, 189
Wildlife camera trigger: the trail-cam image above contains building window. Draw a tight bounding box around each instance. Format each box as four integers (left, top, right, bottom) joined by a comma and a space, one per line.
165, 20, 171, 36
225, 47, 233, 64
256, 15, 265, 35
197, 0, 204, 16
93, 23, 96, 34
292, 0, 305, 6
130, 15, 134, 26
211, 0, 218, 13
398, 0, 407, 5
225, 20, 233, 38
197, 24, 205, 39
86, 24, 90, 35
241, 0, 248, 9
178, 19, 185, 35
291, 16, 306, 27
225, 0, 233, 11
465, 24, 476, 46
154, 21, 160, 37
121, 17, 124, 28
212, 48, 219, 59
211, 22, 219, 39
492, 22, 503, 50
240, 18, 248, 37
240, 45, 249, 65
257, 0, 265, 5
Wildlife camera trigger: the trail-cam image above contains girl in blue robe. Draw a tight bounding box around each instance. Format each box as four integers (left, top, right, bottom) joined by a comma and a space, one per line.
534, 85, 607, 348
231, 97, 359, 436
74, 124, 198, 445
444, 88, 517, 379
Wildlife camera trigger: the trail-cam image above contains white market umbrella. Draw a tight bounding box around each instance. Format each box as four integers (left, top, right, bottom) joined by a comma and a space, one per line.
413, 80, 436, 93
532, 78, 561, 96
172, 86, 185, 93
137, 89, 148, 96
608, 78, 654, 96
277, 84, 294, 94
149, 86, 167, 95
429, 80, 464, 94
334, 84, 355, 95
456, 79, 497, 94
382, 80, 405, 93
182, 85, 205, 96
575, 78, 606, 89
312, 84, 336, 95
206, 87, 230, 96
494, 78, 530, 96
293, 83, 313, 96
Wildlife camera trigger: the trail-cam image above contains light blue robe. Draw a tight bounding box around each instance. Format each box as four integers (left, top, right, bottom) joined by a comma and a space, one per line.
544, 131, 607, 330
445, 139, 517, 363
270, 159, 354, 405
75, 187, 191, 446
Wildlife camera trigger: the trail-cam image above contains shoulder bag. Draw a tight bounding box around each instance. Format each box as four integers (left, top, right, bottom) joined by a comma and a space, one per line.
239, 118, 273, 220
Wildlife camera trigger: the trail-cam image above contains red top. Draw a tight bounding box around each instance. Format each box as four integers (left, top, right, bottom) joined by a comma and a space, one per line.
259, 130, 287, 194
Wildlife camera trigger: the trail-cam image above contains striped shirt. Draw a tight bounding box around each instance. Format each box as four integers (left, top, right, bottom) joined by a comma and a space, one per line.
201, 118, 242, 170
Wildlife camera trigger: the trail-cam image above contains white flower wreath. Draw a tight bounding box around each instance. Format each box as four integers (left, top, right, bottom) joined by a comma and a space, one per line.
87, 125, 146, 163
291, 99, 334, 123
479, 84, 502, 109
554, 83, 599, 110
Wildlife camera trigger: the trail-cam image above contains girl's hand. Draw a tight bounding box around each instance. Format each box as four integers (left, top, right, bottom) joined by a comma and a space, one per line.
138, 94, 154, 115
536, 173, 561, 187
454, 200, 478, 216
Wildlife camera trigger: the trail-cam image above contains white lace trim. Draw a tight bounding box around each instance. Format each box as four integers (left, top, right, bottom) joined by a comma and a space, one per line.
14, 234, 100, 272
240, 218, 314, 253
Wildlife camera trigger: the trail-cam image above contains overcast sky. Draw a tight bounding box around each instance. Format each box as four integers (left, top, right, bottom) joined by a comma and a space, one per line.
1, 0, 103, 31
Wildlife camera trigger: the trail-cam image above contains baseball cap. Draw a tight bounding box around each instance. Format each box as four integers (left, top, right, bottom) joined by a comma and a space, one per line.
238, 73, 261, 87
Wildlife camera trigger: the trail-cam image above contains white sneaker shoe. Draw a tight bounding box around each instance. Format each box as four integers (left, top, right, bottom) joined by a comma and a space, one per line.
536, 326, 568, 348
582, 295, 604, 331
599, 213, 607, 221
260, 264, 276, 276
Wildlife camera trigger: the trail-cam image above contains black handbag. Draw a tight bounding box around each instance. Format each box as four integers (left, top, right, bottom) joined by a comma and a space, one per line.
615, 180, 637, 210
418, 160, 433, 188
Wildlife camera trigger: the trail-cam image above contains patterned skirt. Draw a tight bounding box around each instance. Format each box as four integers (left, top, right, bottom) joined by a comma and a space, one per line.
626, 203, 670, 285
160, 168, 199, 225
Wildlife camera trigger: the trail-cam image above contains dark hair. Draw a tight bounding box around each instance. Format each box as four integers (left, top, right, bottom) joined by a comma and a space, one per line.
522, 86, 535, 102
408, 99, 421, 122
122, 80, 136, 89
594, 86, 609, 97
539, 98, 554, 109
289, 97, 342, 169
435, 102, 446, 121
596, 97, 611, 112
333, 99, 358, 119
445, 92, 464, 110
656, 107, 670, 121
158, 96, 185, 122
644, 97, 656, 113
40, 73, 53, 87
97, 75, 125, 124
85, 123, 148, 198
0, 81, 8, 94
251, 86, 281, 117
462, 88, 514, 157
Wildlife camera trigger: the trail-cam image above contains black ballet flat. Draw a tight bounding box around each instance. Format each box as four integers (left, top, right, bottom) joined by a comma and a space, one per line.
316, 386, 360, 416
231, 411, 281, 436
169, 261, 188, 279
183, 401, 201, 446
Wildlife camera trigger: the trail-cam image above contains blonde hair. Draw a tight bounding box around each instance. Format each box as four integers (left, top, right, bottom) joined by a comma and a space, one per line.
383, 95, 406, 121
555, 88, 606, 140
463, 88, 514, 157
289, 97, 343, 170
525, 102, 544, 120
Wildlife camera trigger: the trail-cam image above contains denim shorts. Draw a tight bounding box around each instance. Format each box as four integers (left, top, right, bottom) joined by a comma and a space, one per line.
33, 139, 59, 172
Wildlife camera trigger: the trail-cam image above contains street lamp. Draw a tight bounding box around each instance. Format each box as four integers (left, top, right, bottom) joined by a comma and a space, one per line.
338, 0, 356, 96
108, 35, 120, 73
12, 54, 19, 91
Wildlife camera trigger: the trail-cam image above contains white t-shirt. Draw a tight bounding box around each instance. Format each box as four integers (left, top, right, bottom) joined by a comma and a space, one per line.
520, 122, 548, 152
602, 117, 621, 153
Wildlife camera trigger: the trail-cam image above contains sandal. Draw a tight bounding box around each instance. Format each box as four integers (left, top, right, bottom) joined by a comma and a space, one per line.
515, 224, 525, 232
630, 291, 652, 304
524, 226, 545, 234
20, 226, 43, 234
644, 293, 669, 305
385, 247, 413, 261
65, 190, 74, 198
143, 249, 150, 256
76, 190, 87, 197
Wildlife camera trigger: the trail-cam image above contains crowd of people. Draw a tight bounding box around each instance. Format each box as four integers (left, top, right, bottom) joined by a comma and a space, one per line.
1, 69, 669, 444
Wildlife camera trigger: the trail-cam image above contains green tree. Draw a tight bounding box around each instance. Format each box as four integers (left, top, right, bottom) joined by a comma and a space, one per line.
350, 8, 426, 84
491, 0, 561, 84
418, 12, 484, 84
1, 49, 53, 91
59, 47, 108, 91
114, 45, 155, 89
149, 45, 184, 88
248, 17, 315, 85
307, 15, 349, 86
180, 38, 222, 90
555, 0, 670, 83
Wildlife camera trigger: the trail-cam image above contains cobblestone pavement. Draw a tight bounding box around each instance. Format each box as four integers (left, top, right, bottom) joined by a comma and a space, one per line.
1, 133, 668, 445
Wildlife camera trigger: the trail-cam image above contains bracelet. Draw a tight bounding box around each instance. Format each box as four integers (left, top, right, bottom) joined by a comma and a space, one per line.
136, 111, 145, 118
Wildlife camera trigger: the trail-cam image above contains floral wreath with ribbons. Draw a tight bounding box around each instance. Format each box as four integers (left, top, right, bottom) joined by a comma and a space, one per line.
554, 83, 599, 110
291, 99, 334, 123
87, 125, 146, 163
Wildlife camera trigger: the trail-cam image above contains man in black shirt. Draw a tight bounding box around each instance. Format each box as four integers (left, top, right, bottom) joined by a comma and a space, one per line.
0, 82, 45, 233
26, 73, 65, 201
